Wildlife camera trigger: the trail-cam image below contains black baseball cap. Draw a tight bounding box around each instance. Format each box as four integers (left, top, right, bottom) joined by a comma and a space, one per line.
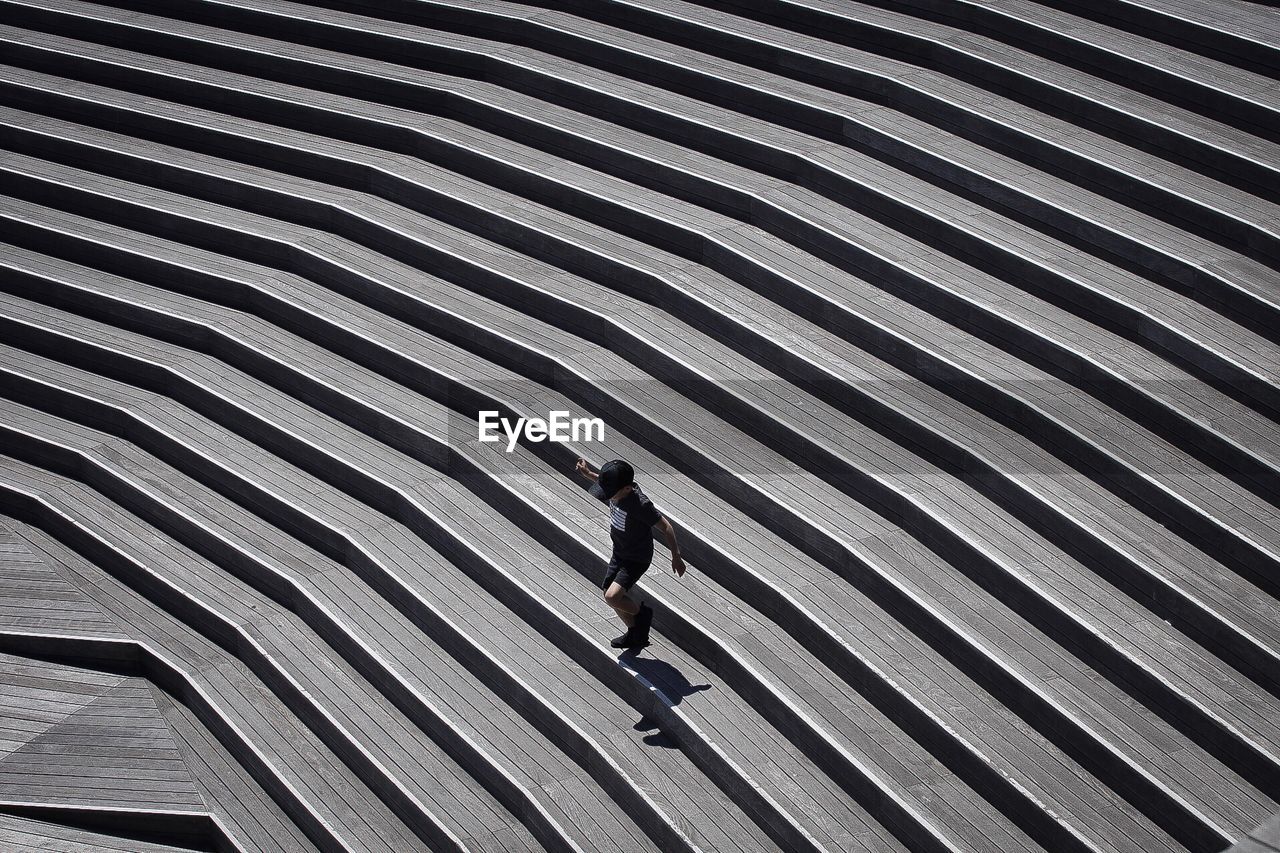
589, 459, 634, 500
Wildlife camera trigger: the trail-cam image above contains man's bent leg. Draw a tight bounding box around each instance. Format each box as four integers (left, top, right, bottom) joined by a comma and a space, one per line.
604, 581, 639, 627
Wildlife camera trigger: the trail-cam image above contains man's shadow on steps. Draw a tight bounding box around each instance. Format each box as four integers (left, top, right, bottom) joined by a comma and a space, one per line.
618, 652, 711, 749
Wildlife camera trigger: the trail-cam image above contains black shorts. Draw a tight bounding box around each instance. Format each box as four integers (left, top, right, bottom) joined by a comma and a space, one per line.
601, 554, 651, 592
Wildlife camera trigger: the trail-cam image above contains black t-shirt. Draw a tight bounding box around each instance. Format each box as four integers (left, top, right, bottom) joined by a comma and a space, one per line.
590, 482, 662, 561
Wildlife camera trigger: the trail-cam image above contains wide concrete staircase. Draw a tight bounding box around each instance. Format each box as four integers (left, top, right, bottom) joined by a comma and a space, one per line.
0, 0, 1276, 850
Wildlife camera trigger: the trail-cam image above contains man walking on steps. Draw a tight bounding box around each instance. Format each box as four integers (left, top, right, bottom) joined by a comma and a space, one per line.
575, 458, 685, 650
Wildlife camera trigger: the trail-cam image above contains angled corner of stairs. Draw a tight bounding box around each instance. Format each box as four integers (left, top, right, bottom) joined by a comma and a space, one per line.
0, 0, 1278, 850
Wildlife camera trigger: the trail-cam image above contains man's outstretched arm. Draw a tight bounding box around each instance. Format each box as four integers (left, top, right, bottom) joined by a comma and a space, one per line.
655, 516, 686, 576
575, 457, 599, 482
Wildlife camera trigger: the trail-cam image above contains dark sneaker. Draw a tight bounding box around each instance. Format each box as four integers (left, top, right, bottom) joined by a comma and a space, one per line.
612, 604, 654, 649
617, 630, 650, 650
